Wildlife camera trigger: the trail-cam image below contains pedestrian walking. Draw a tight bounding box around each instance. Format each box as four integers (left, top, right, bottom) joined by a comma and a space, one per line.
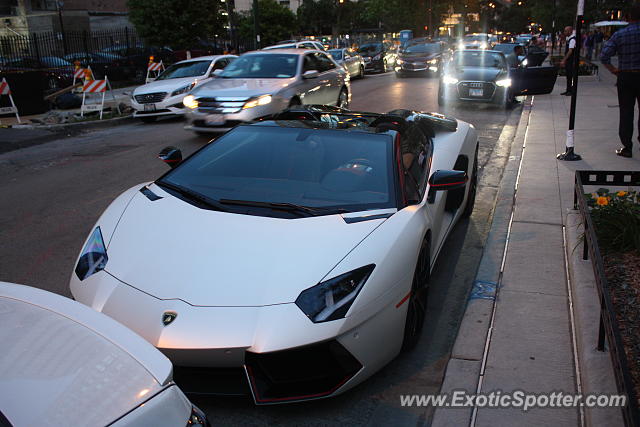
585, 31, 595, 61
560, 26, 577, 96
600, 4, 640, 158
594, 29, 604, 57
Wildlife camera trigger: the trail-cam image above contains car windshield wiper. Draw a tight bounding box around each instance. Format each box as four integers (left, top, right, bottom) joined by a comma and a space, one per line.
219, 199, 349, 217
156, 181, 228, 212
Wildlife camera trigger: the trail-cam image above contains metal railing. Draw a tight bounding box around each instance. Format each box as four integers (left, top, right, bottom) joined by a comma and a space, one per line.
574, 170, 640, 427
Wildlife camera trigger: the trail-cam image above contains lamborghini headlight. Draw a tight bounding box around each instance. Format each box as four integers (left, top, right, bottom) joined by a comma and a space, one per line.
295, 265, 375, 323
243, 94, 272, 109
182, 95, 198, 109
171, 82, 195, 97
496, 78, 512, 87
75, 227, 108, 281
443, 75, 459, 85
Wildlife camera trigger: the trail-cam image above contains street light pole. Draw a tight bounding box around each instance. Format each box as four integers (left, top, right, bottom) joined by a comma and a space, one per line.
557, 0, 584, 161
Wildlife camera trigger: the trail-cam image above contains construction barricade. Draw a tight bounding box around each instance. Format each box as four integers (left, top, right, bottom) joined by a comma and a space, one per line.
146, 59, 165, 83
81, 76, 120, 120
0, 78, 21, 123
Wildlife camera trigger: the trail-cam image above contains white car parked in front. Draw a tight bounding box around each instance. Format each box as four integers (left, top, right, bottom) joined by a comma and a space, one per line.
0, 281, 208, 426
131, 55, 236, 123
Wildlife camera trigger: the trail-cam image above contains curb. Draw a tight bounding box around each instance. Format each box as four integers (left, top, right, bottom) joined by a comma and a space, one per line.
11, 113, 135, 131
431, 97, 534, 427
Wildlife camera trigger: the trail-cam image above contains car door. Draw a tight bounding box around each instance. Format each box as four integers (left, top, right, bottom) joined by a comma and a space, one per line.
313, 52, 341, 104
298, 53, 325, 105
345, 49, 358, 76
511, 66, 558, 95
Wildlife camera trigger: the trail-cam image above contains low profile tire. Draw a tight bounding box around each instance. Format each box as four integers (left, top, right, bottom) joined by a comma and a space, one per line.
337, 87, 349, 109
462, 148, 478, 218
358, 65, 365, 79
140, 116, 157, 123
402, 237, 431, 352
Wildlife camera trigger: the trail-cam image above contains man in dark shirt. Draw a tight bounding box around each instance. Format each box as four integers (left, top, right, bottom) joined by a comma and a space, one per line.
601, 5, 640, 157
560, 26, 577, 96
594, 29, 604, 57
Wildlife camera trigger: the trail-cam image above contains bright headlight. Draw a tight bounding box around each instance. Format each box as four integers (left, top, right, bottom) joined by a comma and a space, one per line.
243, 94, 272, 109
428, 58, 438, 64
183, 95, 198, 109
396, 58, 404, 65
171, 82, 195, 97
295, 265, 375, 323
75, 227, 108, 281
443, 75, 459, 85
480, 42, 488, 49
496, 78, 512, 87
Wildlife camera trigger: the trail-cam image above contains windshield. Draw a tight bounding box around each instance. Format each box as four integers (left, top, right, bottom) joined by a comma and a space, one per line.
493, 44, 518, 54
464, 34, 488, 42
404, 43, 439, 54
328, 50, 343, 60
157, 60, 211, 80
358, 43, 382, 54
219, 54, 298, 78
42, 56, 72, 67
158, 125, 396, 215
453, 51, 506, 68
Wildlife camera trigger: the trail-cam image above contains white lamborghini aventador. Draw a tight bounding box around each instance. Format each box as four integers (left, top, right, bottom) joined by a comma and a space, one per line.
70, 106, 478, 404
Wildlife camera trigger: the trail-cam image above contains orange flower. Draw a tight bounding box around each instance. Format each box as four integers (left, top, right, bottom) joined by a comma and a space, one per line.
617, 191, 627, 197
596, 196, 609, 206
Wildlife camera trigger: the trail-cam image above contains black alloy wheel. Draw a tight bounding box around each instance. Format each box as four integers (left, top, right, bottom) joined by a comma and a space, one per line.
402, 237, 431, 351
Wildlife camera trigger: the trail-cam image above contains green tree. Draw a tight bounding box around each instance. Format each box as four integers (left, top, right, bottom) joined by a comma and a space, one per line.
237, 0, 297, 47
128, 0, 225, 49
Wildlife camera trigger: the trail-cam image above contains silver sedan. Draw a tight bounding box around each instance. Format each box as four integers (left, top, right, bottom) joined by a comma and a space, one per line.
183, 49, 351, 134
328, 48, 365, 79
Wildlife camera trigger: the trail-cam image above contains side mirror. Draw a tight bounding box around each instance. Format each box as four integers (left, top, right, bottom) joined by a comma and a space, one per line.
303, 70, 319, 79
212, 69, 224, 76
158, 146, 182, 168
427, 169, 468, 203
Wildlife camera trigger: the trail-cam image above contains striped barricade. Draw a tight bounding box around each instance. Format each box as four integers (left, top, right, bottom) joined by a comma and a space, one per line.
0, 78, 20, 123
80, 77, 119, 120
145, 60, 165, 83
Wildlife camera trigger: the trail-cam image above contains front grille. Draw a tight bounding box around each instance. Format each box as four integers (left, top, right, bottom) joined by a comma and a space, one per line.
245, 340, 362, 404
196, 96, 248, 114
457, 81, 496, 100
134, 92, 167, 104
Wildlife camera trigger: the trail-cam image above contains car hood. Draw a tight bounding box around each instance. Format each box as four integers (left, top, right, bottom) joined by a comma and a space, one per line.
399, 52, 438, 61
0, 292, 163, 426
192, 77, 296, 98
358, 51, 382, 58
448, 66, 504, 81
104, 186, 388, 307
133, 76, 205, 95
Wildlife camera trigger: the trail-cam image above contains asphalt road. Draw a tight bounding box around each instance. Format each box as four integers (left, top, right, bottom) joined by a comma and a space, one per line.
0, 71, 521, 425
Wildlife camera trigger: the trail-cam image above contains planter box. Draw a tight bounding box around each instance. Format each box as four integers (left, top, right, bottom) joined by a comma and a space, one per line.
575, 170, 640, 427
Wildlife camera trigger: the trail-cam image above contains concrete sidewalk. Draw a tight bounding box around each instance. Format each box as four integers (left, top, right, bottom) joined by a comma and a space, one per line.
433, 64, 639, 426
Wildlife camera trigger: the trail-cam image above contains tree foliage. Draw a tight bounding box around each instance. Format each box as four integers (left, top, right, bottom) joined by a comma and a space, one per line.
128, 0, 225, 49
237, 0, 297, 47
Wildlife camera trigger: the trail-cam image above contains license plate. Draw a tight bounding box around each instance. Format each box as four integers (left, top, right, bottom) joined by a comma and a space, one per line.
469, 88, 484, 97
205, 114, 225, 125
144, 104, 156, 112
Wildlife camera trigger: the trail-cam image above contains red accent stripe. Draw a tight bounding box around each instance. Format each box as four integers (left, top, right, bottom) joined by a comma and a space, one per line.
245, 365, 352, 403
430, 180, 467, 187
0, 80, 10, 95
396, 291, 412, 308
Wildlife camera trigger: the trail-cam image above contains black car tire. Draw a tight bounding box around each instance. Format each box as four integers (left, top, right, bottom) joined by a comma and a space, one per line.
402, 236, 430, 352
462, 147, 478, 218
358, 65, 365, 79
